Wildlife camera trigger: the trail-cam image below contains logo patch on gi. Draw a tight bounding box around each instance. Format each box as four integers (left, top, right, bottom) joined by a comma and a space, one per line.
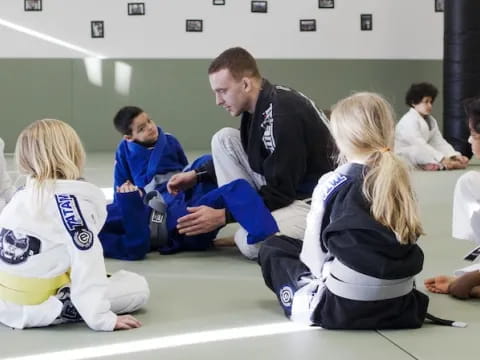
279, 285, 294, 308
261, 103, 276, 153
321, 173, 348, 202
55, 194, 94, 251
0, 229, 41, 265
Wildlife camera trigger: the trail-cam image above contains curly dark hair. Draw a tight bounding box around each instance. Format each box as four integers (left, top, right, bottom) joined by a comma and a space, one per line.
405, 82, 438, 107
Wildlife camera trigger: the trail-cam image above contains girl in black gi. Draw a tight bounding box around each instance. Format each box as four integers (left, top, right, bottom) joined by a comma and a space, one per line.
259, 92, 429, 329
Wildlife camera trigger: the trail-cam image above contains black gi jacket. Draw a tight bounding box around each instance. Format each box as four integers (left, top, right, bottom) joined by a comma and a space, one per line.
241, 80, 334, 210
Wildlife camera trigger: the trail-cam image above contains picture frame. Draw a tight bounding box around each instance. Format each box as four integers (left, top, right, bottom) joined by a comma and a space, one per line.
360, 14, 373, 31
24, 0, 42, 11
186, 19, 203, 32
299, 19, 317, 32
91, 21, 105, 38
213, 0, 225, 5
318, 0, 334, 9
251, 1, 267, 13
128, 3, 145, 16
435, 0, 445, 12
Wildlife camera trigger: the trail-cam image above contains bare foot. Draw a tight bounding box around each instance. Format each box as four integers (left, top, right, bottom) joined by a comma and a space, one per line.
420, 163, 441, 171
214, 236, 235, 247
424, 275, 456, 294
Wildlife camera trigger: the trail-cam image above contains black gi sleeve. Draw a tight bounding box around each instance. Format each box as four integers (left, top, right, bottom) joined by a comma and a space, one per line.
259, 113, 307, 211
194, 159, 217, 183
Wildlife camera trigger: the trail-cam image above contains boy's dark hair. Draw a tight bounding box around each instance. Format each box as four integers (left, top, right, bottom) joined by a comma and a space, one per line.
113, 106, 144, 135
464, 97, 480, 133
208, 47, 261, 81
405, 82, 438, 107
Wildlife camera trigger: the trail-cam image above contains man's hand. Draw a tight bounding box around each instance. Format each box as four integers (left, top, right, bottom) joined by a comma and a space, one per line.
452, 155, 470, 166
177, 206, 226, 236
116, 180, 143, 196
167, 170, 197, 195
114, 314, 142, 330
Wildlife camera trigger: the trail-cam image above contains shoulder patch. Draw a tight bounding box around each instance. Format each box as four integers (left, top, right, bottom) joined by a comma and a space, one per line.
55, 194, 94, 251
320, 173, 349, 202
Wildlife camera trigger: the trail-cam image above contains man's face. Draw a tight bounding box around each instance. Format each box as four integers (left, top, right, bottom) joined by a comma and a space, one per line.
209, 69, 250, 117
469, 124, 480, 159
125, 112, 158, 145
413, 96, 434, 117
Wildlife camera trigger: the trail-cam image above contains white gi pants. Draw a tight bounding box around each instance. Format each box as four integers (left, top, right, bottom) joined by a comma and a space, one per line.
452, 171, 480, 244
211, 128, 309, 259
0, 270, 149, 329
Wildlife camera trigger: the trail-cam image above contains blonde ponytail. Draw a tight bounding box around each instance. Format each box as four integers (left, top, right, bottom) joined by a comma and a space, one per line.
330, 92, 424, 244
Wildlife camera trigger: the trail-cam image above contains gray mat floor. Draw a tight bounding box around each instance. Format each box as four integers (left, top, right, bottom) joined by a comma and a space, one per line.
1, 153, 479, 360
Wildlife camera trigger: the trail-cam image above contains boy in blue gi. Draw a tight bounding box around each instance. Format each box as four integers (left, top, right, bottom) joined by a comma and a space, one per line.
100, 106, 278, 260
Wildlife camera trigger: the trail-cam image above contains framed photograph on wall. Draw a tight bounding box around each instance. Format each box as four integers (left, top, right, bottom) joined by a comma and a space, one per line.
360, 14, 372, 31
435, 0, 445, 12
213, 0, 225, 5
186, 19, 203, 32
318, 0, 334, 9
251, 1, 267, 13
299, 19, 316, 32
128, 3, 145, 15
24, 0, 42, 11
91, 21, 105, 38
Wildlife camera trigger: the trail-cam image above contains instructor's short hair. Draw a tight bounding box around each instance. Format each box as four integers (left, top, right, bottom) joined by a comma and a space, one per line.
465, 96, 480, 133
208, 47, 261, 81
113, 106, 144, 135
405, 82, 438, 107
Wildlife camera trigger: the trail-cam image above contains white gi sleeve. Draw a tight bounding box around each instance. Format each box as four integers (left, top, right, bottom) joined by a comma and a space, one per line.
64, 196, 117, 331
299, 172, 333, 278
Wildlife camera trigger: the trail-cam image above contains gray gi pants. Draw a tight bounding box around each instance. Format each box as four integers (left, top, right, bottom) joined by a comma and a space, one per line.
211, 128, 309, 259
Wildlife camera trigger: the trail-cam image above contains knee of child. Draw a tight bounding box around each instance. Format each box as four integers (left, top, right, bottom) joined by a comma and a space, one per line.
108, 270, 150, 314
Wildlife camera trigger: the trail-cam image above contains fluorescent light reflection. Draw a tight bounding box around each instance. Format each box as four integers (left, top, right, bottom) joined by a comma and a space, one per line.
114, 61, 132, 96
5, 322, 314, 360
84, 58, 103, 87
0, 17, 106, 58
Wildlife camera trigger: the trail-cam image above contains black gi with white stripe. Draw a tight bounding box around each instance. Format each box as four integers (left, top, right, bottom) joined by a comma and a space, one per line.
259, 163, 429, 329
241, 79, 335, 210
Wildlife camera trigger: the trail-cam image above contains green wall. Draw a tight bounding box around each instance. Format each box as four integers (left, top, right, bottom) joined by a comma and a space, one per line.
0, 59, 442, 153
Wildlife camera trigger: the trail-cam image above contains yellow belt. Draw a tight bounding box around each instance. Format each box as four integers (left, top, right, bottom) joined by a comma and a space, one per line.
0, 270, 70, 305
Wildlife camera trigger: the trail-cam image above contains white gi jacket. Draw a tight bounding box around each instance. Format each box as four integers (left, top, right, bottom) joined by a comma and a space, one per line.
0, 138, 15, 212
0, 179, 117, 331
395, 108, 460, 165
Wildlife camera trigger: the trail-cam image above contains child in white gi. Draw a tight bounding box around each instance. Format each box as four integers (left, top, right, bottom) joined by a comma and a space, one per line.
425, 96, 480, 299
0, 119, 149, 331
395, 82, 469, 170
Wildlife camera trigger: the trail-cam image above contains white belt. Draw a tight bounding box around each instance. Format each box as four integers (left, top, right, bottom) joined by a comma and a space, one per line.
325, 258, 414, 301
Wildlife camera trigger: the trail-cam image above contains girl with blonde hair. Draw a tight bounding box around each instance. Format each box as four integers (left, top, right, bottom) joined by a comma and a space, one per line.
259, 92, 429, 329
0, 119, 149, 331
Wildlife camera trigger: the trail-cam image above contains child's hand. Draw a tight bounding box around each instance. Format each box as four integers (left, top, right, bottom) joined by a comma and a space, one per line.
167, 170, 197, 195
114, 314, 142, 330
116, 180, 143, 196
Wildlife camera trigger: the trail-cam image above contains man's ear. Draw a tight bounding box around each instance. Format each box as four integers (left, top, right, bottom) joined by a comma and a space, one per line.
242, 77, 252, 92
124, 134, 134, 142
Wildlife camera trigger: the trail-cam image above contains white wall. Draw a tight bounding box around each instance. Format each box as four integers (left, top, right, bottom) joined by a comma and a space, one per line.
0, 0, 443, 59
